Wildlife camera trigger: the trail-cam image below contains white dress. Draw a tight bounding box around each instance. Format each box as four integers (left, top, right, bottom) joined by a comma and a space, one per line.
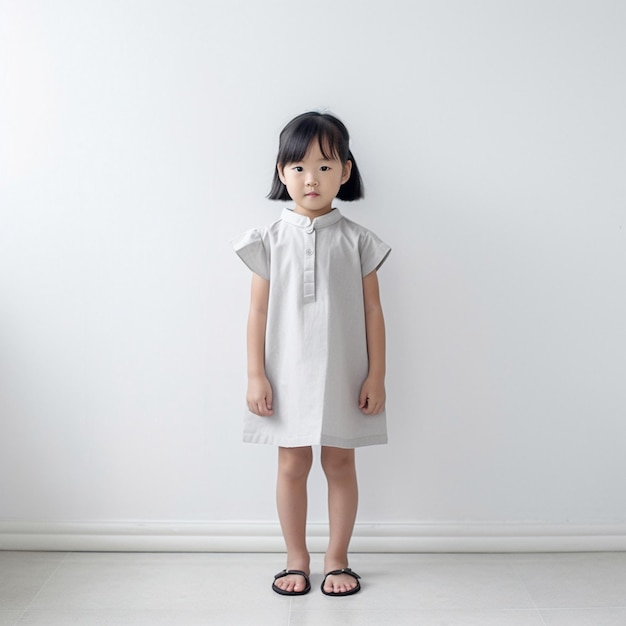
233, 208, 391, 448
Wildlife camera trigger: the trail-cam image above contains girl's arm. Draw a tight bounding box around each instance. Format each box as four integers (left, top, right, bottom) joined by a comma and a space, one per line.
246, 273, 274, 416
359, 270, 386, 415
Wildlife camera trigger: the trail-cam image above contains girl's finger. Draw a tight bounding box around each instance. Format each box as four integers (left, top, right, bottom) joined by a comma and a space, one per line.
359, 392, 368, 409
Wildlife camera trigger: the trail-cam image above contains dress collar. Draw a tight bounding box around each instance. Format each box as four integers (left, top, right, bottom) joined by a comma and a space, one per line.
281, 207, 343, 230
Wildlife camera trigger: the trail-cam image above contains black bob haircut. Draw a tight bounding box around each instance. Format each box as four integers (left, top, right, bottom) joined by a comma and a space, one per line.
268, 111, 364, 201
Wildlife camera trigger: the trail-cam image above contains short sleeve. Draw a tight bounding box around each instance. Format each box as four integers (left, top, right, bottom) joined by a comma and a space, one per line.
359, 229, 391, 277
231, 228, 270, 280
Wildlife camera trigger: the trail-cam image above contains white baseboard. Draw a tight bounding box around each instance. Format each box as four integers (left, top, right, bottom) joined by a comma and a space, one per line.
1, 521, 625, 552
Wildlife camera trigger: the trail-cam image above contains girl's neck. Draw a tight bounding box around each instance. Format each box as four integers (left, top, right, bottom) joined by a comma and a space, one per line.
292, 205, 334, 220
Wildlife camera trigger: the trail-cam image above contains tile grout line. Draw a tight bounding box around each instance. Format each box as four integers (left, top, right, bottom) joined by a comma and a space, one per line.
15, 551, 71, 625
508, 559, 549, 626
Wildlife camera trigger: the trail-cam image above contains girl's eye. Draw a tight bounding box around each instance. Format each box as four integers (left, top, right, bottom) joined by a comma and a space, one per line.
320, 166, 330, 172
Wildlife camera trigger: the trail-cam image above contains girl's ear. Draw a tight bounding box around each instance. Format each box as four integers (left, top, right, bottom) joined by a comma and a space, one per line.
341, 160, 353, 185
277, 164, 287, 185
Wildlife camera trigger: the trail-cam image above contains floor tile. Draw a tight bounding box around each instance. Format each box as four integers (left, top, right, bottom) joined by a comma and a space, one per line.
0, 552, 67, 611
0, 611, 21, 626
28, 552, 288, 612
17, 607, 289, 626
511, 553, 626, 609
540, 608, 626, 626
287, 608, 545, 626
322, 553, 536, 610
2, 550, 625, 625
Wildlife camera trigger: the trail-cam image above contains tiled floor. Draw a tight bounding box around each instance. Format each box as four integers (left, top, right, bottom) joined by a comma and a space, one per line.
1, 551, 625, 625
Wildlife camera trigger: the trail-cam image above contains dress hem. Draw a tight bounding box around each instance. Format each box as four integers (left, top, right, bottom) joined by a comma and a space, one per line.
242, 432, 388, 449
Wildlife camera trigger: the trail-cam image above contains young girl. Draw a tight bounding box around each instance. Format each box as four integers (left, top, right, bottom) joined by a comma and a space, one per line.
233, 111, 390, 597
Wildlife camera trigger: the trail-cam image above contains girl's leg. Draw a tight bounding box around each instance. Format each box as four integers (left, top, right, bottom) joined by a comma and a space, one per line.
275, 446, 313, 593
320, 446, 359, 594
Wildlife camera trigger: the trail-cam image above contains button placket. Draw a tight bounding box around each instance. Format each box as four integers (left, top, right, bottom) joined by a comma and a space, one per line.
303, 227, 316, 303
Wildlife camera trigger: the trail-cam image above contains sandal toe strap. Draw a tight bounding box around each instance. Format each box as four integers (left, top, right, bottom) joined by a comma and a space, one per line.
274, 569, 310, 581
324, 568, 361, 580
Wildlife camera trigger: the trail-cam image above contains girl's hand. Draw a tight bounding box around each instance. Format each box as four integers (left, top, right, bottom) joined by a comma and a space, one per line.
247, 375, 274, 417
359, 376, 386, 415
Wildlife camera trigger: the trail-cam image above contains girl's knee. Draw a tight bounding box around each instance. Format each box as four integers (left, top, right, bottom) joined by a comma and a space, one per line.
278, 446, 313, 480
321, 447, 355, 478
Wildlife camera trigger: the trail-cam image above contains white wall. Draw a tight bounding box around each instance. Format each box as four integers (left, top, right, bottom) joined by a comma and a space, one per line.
1, 0, 625, 545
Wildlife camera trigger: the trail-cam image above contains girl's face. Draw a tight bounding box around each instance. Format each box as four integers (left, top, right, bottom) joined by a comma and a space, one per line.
278, 138, 352, 219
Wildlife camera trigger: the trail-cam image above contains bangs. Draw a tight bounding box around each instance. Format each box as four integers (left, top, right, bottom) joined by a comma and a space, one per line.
277, 116, 347, 166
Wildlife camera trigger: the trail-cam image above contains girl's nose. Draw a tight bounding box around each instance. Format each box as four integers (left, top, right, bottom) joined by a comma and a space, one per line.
306, 175, 318, 187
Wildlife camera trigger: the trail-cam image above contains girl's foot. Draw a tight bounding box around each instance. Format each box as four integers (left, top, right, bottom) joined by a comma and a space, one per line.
273, 556, 310, 594
322, 558, 360, 595
272, 569, 311, 595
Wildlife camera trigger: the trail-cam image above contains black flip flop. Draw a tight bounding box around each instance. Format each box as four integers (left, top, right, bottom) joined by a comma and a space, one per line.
272, 569, 311, 596
320, 568, 361, 596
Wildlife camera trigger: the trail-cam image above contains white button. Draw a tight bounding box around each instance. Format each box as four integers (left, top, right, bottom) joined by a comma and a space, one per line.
305, 248, 314, 256
306, 227, 314, 234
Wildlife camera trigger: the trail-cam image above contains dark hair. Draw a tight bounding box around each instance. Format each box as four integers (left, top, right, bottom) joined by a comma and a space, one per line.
268, 111, 364, 201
